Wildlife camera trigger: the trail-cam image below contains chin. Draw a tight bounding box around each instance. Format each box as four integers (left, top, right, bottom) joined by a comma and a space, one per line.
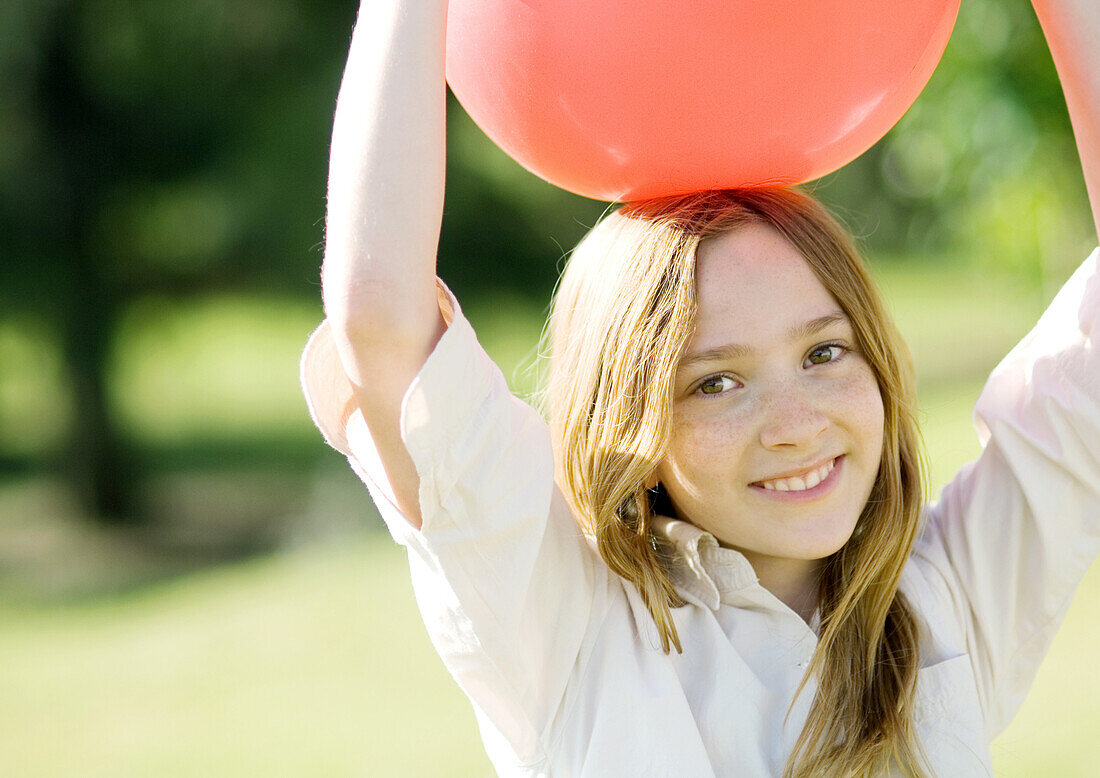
779, 517, 860, 561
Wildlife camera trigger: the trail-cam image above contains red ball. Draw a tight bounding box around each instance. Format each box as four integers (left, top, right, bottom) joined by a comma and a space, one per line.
446, 0, 959, 202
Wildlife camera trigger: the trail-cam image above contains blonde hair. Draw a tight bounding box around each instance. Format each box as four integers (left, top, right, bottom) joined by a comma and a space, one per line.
543, 188, 930, 777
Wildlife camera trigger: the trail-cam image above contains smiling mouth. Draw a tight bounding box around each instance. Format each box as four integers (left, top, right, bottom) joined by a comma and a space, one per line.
749, 455, 844, 498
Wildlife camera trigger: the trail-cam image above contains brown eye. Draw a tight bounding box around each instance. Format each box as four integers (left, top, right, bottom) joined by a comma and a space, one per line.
806, 344, 845, 366
697, 375, 736, 396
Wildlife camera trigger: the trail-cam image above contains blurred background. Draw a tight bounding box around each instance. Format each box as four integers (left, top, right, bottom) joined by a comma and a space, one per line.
0, 0, 1097, 775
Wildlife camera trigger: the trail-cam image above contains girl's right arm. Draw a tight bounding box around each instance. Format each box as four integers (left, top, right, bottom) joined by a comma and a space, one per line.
321, 0, 449, 528
308, 13, 607, 765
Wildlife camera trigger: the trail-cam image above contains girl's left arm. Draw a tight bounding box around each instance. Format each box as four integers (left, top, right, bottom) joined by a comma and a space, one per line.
907, 1, 1100, 739
1031, 0, 1100, 239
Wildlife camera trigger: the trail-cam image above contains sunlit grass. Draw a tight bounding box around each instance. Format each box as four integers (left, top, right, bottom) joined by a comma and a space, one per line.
110, 293, 325, 444
1, 510, 1096, 776
0, 317, 72, 457
873, 255, 1046, 390
0, 538, 495, 778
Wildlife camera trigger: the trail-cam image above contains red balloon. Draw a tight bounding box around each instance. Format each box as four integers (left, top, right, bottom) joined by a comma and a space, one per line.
446, 0, 959, 202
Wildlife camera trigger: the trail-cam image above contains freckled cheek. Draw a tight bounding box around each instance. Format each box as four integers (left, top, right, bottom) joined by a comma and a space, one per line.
664, 409, 749, 478
828, 369, 886, 444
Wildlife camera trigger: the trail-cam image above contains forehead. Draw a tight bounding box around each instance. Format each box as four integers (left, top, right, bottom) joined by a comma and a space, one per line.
692, 223, 844, 351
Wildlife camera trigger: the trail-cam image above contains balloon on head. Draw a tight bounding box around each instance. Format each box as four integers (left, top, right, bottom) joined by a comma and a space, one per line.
446, 0, 960, 202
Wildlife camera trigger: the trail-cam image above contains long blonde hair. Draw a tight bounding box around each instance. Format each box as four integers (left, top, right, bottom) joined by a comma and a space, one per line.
544, 188, 930, 777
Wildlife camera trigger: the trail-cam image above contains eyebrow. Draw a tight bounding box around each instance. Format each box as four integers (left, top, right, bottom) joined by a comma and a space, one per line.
677, 311, 850, 372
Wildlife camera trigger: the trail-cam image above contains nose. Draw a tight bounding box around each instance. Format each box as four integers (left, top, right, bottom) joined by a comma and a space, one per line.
757, 382, 829, 450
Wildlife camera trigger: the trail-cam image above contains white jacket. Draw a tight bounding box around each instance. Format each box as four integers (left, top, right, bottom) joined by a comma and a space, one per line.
300, 249, 1100, 777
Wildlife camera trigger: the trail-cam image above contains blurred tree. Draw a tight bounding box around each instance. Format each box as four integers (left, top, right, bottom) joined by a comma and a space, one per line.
821, 0, 1094, 282
0, 0, 356, 523
0, 0, 602, 526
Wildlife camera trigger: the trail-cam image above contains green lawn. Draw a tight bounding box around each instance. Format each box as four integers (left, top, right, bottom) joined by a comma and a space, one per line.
2, 523, 1097, 776
1, 256, 1097, 776
0, 538, 495, 778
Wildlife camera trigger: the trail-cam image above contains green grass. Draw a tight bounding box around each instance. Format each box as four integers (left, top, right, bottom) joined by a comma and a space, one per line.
1, 527, 1097, 776
873, 257, 1047, 391
0, 539, 495, 778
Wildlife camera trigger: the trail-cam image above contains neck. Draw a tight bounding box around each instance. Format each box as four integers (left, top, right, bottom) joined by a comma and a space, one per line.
743, 554, 822, 625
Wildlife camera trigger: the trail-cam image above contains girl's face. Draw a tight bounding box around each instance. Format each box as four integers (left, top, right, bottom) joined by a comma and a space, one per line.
656, 223, 884, 581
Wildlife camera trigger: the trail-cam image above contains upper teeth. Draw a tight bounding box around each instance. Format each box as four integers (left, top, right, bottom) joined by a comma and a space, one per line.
758, 458, 836, 492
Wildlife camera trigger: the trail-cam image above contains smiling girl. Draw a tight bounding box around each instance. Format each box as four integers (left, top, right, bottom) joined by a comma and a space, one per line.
301, 1, 1100, 775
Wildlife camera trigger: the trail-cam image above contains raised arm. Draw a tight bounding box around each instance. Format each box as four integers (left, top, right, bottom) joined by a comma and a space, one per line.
905, 0, 1100, 735
1031, 0, 1100, 240
321, 0, 449, 526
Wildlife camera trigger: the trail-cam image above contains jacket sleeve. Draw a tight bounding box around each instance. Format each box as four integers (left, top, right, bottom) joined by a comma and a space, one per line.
913, 247, 1100, 738
299, 280, 605, 769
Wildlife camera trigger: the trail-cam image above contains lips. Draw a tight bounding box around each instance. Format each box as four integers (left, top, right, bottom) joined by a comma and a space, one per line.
751, 455, 839, 489
748, 455, 845, 502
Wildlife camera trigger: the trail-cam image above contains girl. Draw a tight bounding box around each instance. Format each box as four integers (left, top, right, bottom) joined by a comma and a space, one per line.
302, 1, 1100, 775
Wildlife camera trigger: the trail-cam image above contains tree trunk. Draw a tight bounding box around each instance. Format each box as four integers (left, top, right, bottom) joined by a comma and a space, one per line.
40, 10, 143, 525
56, 268, 140, 525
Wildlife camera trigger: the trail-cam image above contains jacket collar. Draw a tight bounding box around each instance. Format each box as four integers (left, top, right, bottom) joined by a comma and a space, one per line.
651, 516, 822, 634
595, 516, 821, 649
649, 515, 760, 610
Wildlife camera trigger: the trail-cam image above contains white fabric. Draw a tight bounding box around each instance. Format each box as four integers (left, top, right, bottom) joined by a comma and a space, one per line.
300, 249, 1100, 777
